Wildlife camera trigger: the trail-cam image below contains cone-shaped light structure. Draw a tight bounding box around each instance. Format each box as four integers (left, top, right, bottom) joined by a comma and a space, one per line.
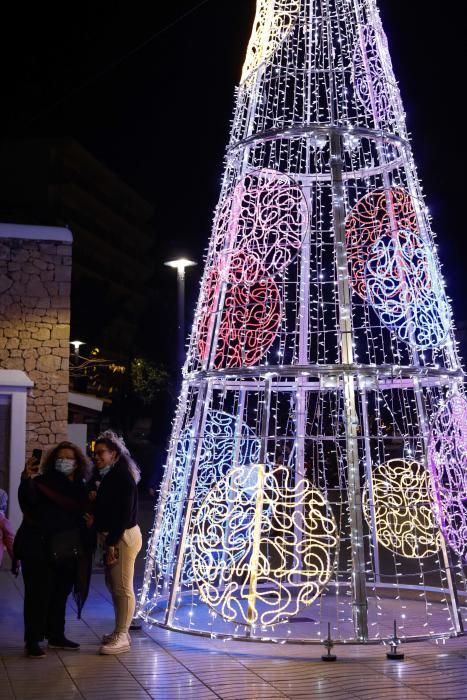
139, 0, 466, 643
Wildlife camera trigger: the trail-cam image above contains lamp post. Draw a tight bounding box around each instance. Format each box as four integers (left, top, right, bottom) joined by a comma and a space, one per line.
70, 340, 85, 364
164, 258, 197, 371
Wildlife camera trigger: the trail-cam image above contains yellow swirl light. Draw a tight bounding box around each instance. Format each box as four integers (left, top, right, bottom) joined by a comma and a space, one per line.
241, 0, 300, 83
190, 465, 338, 627
362, 459, 441, 559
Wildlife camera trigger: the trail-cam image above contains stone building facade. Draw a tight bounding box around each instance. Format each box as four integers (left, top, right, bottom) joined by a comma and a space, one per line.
0, 224, 72, 455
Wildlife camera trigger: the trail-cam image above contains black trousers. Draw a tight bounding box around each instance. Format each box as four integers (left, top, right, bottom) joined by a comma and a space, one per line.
21, 555, 75, 644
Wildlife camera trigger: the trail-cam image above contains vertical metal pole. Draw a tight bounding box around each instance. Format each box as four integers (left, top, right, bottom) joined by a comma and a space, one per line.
297, 209, 311, 397
246, 376, 272, 635
165, 379, 211, 627
160, 383, 207, 599
360, 387, 380, 582
234, 388, 247, 463
294, 376, 307, 586
247, 463, 266, 627
221, 388, 247, 571
259, 378, 272, 464
413, 377, 464, 635
330, 129, 368, 641
138, 380, 191, 614
177, 269, 186, 372
294, 202, 312, 581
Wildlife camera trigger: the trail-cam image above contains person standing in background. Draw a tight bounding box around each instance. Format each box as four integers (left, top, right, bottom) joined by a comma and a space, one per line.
85, 430, 142, 655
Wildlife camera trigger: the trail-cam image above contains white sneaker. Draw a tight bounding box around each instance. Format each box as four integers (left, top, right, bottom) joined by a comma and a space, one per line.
99, 632, 131, 655
101, 631, 116, 644
101, 631, 131, 645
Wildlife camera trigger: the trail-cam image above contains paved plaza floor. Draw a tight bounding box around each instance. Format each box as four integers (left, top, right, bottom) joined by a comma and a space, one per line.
1, 567, 467, 700
1, 495, 467, 700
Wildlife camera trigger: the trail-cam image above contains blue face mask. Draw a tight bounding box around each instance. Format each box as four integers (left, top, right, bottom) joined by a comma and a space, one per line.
99, 465, 113, 478
55, 458, 76, 476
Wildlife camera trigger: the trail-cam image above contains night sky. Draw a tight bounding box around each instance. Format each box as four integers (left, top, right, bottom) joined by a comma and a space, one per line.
1, 1, 465, 358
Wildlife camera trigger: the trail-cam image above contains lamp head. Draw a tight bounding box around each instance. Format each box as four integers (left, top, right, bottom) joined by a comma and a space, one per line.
164, 258, 197, 273
70, 340, 85, 352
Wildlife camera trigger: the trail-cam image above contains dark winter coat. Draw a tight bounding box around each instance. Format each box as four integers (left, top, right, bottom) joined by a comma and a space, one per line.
94, 463, 138, 546
15, 470, 93, 617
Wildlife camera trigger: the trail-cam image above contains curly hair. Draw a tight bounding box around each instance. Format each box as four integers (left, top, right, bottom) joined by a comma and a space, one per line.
41, 441, 92, 482
95, 430, 141, 484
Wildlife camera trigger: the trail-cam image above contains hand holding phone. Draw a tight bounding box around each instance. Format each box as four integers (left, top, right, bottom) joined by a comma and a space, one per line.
32, 448, 42, 465
24, 450, 42, 479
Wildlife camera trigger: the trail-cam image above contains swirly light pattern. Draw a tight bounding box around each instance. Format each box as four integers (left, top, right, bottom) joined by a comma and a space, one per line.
197, 262, 282, 369
182, 411, 260, 584
154, 430, 191, 579
215, 275, 281, 369
197, 267, 220, 365
155, 411, 260, 580
241, 0, 300, 83
216, 169, 308, 280
191, 465, 338, 627
428, 396, 467, 562
197, 168, 306, 367
345, 187, 450, 349
353, 24, 392, 123
362, 459, 441, 559
346, 188, 417, 300
365, 230, 450, 349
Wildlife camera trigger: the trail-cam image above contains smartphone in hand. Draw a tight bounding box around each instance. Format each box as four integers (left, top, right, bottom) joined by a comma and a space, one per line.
31, 449, 43, 473
32, 448, 42, 465
24, 449, 43, 477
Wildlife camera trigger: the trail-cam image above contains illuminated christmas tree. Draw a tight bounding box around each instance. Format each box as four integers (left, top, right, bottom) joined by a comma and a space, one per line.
139, 0, 466, 643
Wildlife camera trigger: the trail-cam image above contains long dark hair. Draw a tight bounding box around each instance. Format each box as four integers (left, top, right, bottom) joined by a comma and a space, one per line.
95, 430, 141, 484
41, 441, 92, 482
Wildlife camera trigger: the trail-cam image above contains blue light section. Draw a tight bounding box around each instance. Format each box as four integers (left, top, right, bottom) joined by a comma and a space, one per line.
154, 410, 260, 584
365, 230, 450, 350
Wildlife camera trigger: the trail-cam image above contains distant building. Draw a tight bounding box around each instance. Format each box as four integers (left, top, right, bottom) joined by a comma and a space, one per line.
0, 138, 154, 354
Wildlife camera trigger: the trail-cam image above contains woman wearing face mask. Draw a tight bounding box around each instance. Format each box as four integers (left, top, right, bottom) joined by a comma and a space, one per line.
84, 430, 141, 655
15, 442, 92, 658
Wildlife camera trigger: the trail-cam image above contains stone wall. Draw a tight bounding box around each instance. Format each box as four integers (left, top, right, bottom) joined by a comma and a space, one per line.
0, 237, 71, 453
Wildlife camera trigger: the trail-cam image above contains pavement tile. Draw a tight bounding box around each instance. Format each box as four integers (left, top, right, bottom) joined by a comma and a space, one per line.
352, 690, 430, 700
2, 553, 467, 700
146, 691, 218, 700
412, 685, 467, 700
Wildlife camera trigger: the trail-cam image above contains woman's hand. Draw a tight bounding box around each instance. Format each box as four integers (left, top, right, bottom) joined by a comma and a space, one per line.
88, 490, 97, 502
105, 545, 119, 567
83, 512, 94, 528
23, 457, 40, 479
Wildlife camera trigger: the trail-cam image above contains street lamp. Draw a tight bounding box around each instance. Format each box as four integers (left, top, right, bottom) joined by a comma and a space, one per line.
70, 340, 85, 363
164, 258, 197, 370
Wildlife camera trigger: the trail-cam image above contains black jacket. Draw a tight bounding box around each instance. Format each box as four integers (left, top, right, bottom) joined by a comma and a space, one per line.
15, 469, 93, 618
18, 470, 88, 538
94, 463, 138, 546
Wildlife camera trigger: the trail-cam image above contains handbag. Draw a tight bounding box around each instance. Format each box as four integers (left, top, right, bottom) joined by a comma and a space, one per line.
48, 528, 83, 564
